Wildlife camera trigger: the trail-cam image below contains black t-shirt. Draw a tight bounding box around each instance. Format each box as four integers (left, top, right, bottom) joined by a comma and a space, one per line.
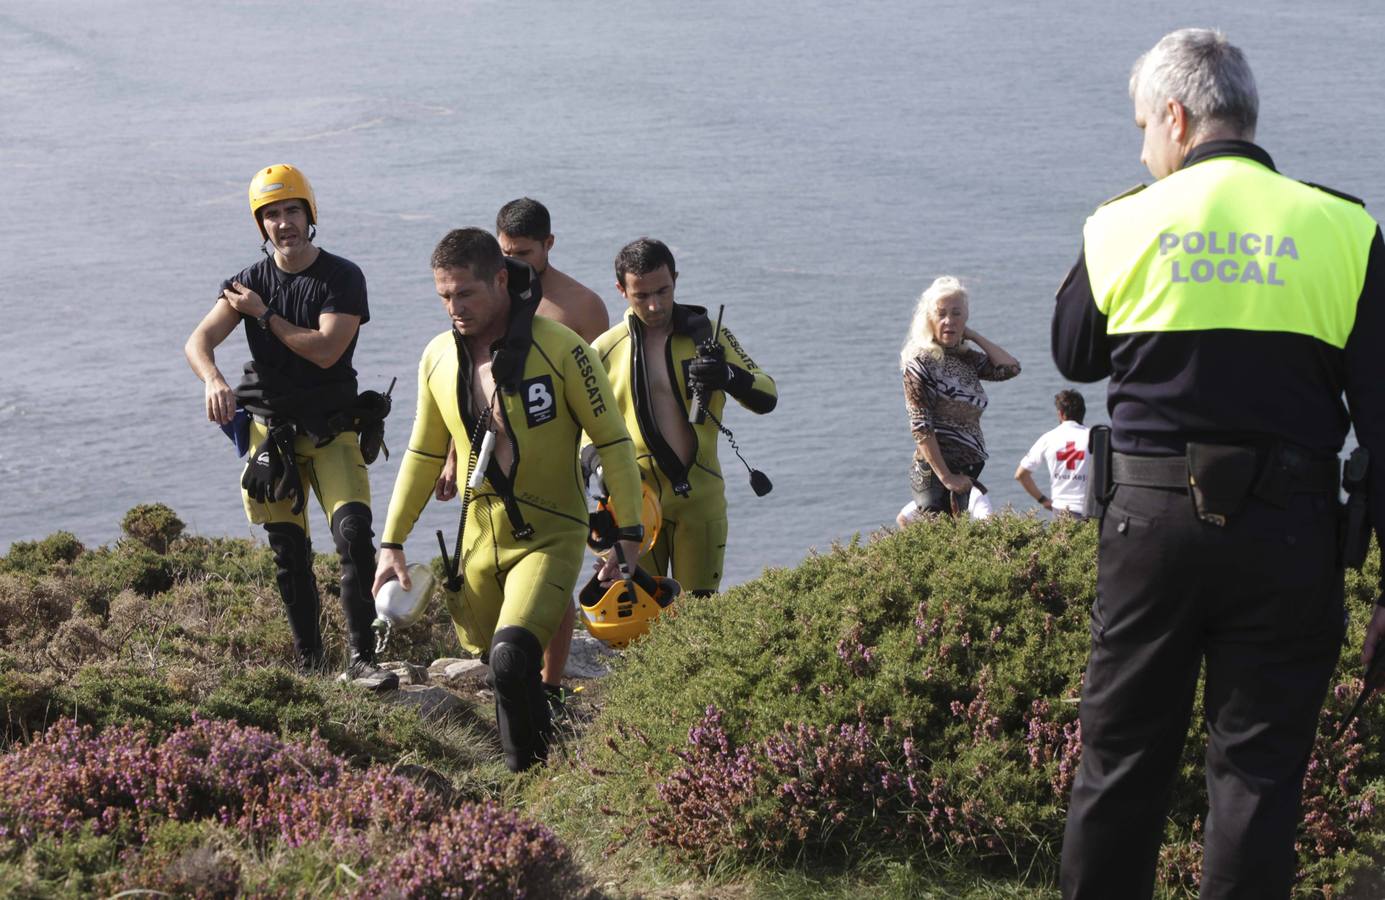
227, 249, 368, 389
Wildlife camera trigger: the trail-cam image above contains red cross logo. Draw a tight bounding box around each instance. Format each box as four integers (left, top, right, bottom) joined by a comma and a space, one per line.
1056, 441, 1085, 470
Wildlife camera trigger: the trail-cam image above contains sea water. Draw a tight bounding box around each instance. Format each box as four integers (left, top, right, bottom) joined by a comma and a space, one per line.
1, 0, 1381, 586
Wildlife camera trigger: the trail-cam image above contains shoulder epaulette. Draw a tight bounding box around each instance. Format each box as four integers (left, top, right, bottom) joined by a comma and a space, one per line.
1097, 184, 1147, 208
1300, 181, 1366, 207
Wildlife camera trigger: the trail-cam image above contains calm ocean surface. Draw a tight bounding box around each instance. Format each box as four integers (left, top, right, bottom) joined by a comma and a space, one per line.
2, 1, 1382, 586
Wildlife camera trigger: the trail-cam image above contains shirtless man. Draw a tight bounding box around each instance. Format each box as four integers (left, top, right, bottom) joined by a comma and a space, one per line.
497, 198, 608, 342
590, 238, 777, 597
433, 199, 610, 709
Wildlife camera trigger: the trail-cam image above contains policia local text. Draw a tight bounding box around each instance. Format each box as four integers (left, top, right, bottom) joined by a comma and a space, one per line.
1160, 230, 1299, 285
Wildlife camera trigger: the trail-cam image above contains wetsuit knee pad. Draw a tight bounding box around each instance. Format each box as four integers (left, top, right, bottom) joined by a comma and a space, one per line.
330, 502, 377, 656
489, 625, 551, 773
490, 625, 542, 688
330, 502, 374, 560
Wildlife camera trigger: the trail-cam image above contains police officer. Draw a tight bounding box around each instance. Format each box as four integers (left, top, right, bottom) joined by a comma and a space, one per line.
1051, 29, 1385, 899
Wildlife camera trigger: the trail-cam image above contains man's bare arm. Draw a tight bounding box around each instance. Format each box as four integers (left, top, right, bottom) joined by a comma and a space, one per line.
1014, 467, 1052, 509
223, 281, 360, 368
271, 311, 361, 368
184, 298, 242, 424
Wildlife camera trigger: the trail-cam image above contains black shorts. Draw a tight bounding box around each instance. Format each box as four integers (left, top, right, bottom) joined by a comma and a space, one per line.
910, 459, 984, 517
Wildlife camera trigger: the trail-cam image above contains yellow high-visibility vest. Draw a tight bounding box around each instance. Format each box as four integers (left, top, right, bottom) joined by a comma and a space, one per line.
1084, 155, 1377, 349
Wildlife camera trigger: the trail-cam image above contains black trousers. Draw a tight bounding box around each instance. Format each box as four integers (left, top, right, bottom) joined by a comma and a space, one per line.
1061, 484, 1344, 900
911, 460, 984, 517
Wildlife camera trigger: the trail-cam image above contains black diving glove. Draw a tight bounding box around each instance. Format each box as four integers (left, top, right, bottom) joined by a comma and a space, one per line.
268, 424, 306, 515
688, 356, 732, 392
354, 385, 394, 465
242, 436, 283, 504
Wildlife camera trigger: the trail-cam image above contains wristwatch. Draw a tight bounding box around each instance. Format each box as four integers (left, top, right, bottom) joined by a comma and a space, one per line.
257, 307, 276, 331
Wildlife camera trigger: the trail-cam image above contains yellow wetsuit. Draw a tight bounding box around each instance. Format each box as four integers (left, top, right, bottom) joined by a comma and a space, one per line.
241, 421, 370, 531
591, 304, 776, 594
382, 304, 642, 654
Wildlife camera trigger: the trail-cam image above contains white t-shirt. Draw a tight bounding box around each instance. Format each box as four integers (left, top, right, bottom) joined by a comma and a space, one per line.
1019, 420, 1091, 514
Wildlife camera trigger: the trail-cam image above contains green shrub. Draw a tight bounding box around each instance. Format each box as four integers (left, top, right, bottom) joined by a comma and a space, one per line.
534, 514, 1385, 897
0, 532, 84, 577
120, 503, 185, 554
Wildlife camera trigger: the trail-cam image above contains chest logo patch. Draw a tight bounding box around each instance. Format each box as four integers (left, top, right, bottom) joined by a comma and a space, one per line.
523, 375, 556, 427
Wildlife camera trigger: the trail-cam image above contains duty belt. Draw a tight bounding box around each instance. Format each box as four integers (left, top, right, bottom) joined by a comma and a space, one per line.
1112, 450, 1339, 493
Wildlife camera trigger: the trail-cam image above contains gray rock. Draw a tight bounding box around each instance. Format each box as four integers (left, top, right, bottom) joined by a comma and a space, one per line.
382, 661, 430, 685
385, 684, 465, 719
563, 632, 621, 679
428, 656, 466, 678
428, 657, 488, 688
444, 659, 488, 682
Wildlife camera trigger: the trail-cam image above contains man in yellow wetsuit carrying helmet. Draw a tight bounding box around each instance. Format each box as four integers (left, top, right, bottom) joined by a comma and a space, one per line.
184, 164, 396, 692
590, 238, 777, 597
373, 228, 643, 772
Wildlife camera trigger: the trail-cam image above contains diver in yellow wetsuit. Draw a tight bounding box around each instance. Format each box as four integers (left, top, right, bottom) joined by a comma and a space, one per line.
590, 238, 777, 597
373, 228, 643, 772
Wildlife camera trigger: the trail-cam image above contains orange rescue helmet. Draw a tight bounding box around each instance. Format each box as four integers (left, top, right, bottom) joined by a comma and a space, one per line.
248, 164, 317, 240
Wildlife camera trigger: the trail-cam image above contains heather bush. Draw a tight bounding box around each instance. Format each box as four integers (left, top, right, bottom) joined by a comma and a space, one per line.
0, 718, 586, 897
355, 802, 587, 898
536, 514, 1385, 896
100, 819, 242, 899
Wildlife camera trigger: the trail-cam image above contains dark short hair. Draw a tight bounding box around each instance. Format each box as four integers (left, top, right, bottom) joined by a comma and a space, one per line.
1055, 389, 1086, 424
614, 238, 677, 288
496, 198, 551, 241
430, 228, 504, 283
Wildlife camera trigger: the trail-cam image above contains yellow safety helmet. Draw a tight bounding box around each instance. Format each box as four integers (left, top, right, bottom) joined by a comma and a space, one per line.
248, 164, 317, 240
578, 568, 680, 650
590, 481, 662, 558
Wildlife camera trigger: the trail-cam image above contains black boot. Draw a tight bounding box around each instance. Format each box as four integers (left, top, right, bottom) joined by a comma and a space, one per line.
296, 647, 328, 674
338, 648, 399, 692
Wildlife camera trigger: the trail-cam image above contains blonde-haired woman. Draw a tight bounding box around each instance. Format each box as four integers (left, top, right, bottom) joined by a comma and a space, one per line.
902, 276, 1021, 516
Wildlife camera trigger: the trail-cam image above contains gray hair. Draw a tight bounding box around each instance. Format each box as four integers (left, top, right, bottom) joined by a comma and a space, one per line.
900, 276, 968, 369
1129, 28, 1258, 139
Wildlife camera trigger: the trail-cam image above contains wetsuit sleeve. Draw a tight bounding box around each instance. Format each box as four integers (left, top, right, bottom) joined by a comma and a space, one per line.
719, 327, 777, 414
568, 340, 642, 530
1342, 227, 1385, 591
381, 349, 450, 546
1051, 247, 1113, 382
